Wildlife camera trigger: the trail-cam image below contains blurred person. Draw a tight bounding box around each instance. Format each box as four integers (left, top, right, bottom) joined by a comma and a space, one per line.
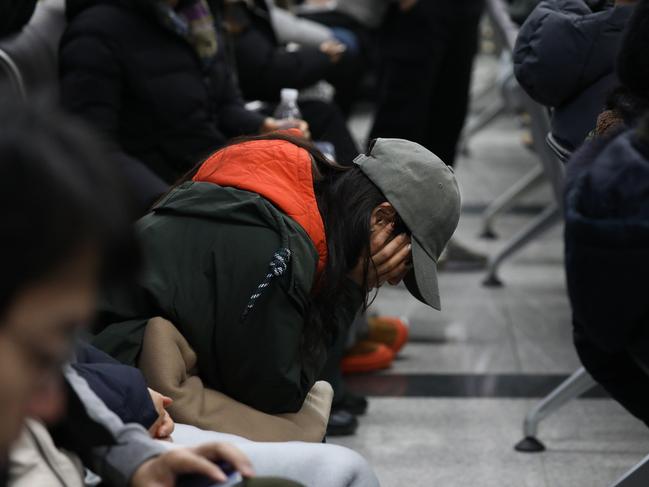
565, 113, 649, 428
59, 0, 308, 212
369, 0, 488, 271
0, 101, 258, 486
564, 0, 649, 429
93, 133, 461, 436
514, 0, 637, 152
370, 0, 485, 167
220, 0, 361, 156
293, 0, 384, 93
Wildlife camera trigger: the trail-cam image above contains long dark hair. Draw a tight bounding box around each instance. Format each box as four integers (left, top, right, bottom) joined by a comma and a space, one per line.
179, 132, 390, 354
0, 100, 139, 316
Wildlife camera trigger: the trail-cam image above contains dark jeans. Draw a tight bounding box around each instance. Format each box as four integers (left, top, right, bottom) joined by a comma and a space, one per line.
370, 0, 485, 166
574, 328, 649, 428
300, 11, 372, 117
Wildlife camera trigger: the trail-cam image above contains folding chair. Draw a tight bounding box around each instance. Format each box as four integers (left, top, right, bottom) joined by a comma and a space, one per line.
472, 0, 550, 240
482, 91, 564, 287
515, 367, 597, 452
0, 0, 66, 100
610, 454, 649, 487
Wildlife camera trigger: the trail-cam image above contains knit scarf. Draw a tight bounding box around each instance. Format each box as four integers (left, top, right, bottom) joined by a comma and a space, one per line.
156, 0, 218, 66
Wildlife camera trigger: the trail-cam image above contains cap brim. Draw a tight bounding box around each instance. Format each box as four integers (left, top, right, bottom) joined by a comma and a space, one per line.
403, 238, 441, 310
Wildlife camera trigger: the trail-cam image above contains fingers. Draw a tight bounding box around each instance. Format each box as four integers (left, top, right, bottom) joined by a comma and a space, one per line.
163, 449, 228, 484
162, 395, 173, 407
156, 412, 175, 439
298, 120, 311, 139
373, 235, 411, 286
148, 388, 161, 408
148, 413, 164, 438
385, 261, 413, 286
369, 222, 395, 255
372, 232, 410, 267
193, 443, 255, 478
377, 243, 411, 282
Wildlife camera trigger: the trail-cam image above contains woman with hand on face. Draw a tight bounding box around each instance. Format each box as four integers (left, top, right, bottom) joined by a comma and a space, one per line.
94, 132, 461, 424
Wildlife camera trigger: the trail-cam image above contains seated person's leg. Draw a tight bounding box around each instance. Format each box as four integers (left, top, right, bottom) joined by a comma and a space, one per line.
170, 424, 380, 487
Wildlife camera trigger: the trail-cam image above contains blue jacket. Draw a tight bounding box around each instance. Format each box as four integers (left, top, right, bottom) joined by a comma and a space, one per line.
73, 342, 159, 429
514, 0, 634, 151
564, 124, 649, 354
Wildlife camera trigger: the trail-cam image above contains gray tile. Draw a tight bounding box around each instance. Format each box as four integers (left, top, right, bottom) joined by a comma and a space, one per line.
388, 342, 520, 375
330, 399, 649, 487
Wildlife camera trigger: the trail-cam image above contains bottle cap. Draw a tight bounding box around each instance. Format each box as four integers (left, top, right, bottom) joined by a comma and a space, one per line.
280, 88, 299, 102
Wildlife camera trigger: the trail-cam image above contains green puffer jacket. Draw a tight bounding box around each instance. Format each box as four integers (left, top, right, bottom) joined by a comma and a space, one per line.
93, 181, 363, 414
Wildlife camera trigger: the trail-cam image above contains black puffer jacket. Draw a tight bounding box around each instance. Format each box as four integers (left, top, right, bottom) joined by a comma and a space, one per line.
564, 121, 649, 355
223, 0, 337, 102
60, 0, 264, 183
514, 0, 635, 151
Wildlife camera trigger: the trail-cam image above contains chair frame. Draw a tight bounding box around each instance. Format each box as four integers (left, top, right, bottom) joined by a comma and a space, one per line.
0, 48, 26, 99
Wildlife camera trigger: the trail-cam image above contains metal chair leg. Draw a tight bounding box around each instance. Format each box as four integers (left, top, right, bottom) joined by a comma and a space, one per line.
482, 202, 561, 287
515, 367, 597, 452
460, 97, 508, 156
479, 165, 545, 239
610, 453, 649, 487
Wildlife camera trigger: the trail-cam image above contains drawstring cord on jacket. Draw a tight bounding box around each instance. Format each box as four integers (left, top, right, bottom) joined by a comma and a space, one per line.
241, 247, 292, 322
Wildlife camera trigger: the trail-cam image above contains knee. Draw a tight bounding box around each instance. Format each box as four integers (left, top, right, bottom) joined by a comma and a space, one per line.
325, 445, 379, 487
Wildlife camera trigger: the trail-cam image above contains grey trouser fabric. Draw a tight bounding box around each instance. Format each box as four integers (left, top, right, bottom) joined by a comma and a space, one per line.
170, 424, 381, 487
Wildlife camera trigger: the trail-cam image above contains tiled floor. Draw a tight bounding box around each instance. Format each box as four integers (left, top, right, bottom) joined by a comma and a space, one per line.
333, 56, 649, 486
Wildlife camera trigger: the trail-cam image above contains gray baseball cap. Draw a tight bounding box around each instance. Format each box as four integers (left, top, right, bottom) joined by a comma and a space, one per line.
354, 138, 461, 310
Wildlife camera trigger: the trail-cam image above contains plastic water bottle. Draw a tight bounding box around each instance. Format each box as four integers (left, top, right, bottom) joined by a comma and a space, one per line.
273, 88, 302, 129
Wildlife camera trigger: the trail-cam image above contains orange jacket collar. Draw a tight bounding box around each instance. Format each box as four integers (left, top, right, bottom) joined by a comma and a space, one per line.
193, 138, 328, 276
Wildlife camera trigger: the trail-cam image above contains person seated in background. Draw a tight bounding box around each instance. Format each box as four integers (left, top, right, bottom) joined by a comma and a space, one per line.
513, 0, 637, 153
58, 0, 308, 212
92, 133, 461, 437
564, 0, 649, 431
592, 0, 649, 137
0, 101, 257, 486
296, 0, 385, 49
220, 0, 360, 161
565, 113, 649, 429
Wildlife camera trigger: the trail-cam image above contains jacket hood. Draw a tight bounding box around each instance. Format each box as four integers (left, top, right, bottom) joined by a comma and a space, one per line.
150, 179, 320, 296
191, 137, 328, 276
565, 125, 649, 353
514, 1, 634, 108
